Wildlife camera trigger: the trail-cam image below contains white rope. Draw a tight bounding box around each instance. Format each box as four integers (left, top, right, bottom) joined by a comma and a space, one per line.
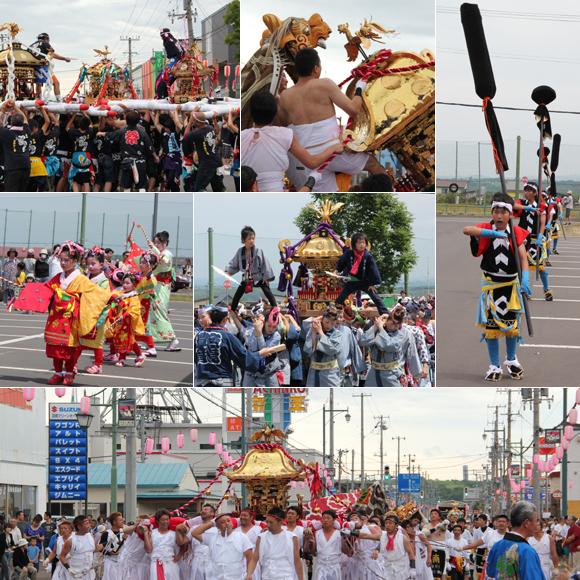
6, 44, 15, 101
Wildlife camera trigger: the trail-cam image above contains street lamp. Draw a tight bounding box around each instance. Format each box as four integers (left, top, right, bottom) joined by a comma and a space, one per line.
322, 406, 350, 490
76, 410, 94, 518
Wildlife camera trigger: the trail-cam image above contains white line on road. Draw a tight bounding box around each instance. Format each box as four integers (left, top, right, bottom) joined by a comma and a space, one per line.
0, 334, 44, 346
0, 366, 193, 385
521, 344, 580, 349
546, 275, 580, 278
531, 317, 580, 321
533, 285, 580, 289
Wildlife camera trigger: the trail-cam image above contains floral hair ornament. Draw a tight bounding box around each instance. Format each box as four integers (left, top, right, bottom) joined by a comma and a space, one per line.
86, 245, 105, 258
57, 240, 84, 257
268, 306, 280, 326
111, 268, 125, 284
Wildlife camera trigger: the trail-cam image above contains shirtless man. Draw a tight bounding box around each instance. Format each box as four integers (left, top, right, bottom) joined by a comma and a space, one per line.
424, 510, 449, 580
277, 48, 387, 192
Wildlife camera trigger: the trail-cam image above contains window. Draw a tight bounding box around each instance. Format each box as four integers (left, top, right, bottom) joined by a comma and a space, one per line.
199, 444, 215, 450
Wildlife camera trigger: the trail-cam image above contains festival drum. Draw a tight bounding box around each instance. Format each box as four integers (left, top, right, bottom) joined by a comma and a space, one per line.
343, 49, 435, 190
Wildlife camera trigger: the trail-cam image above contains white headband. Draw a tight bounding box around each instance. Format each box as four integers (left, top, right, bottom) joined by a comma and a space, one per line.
525, 183, 538, 192
492, 201, 513, 212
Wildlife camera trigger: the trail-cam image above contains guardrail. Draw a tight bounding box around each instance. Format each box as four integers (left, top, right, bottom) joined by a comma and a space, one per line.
437, 204, 580, 217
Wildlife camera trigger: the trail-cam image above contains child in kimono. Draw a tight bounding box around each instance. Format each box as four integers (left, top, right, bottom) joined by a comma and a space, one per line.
45, 241, 110, 385
135, 251, 158, 357
225, 226, 277, 311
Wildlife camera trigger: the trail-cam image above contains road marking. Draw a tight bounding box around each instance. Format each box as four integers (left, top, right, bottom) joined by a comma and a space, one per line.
548, 267, 580, 270
521, 344, 580, 349
0, 325, 47, 329
531, 317, 580, 321
533, 285, 580, 289
546, 275, 580, 278
0, 334, 44, 346
0, 366, 193, 385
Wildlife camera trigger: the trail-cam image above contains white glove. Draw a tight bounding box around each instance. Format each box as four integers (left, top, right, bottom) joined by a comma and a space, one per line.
355, 80, 367, 93
341, 528, 352, 536
43, 559, 51, 570
409, 570, 417, 579
435, 523, 442, 530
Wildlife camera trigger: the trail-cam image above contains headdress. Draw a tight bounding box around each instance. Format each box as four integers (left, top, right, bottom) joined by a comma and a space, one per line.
251, 300, 264, 317
323, 305, 338, 321
58, 241, 84, 256
268, 306, 280, 326
491, 201, 512, 212
111, 268, 125, 284
85, 245, 105, 258
206, 304, 228, 314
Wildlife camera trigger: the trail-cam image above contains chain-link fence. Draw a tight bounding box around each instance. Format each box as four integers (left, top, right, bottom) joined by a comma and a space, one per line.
0, 209, 192, 263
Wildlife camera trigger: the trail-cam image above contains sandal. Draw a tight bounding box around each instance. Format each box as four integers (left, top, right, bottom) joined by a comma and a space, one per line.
134, 356, 146, 367
544, 289, 554, 301
63, 374, 74, 386
484, 365, 503, 382
115, 360, 125, 367
504, 358, 524, 380
47, 374, 64, 385
85, 365, 103, 375
104, 353, 119, 362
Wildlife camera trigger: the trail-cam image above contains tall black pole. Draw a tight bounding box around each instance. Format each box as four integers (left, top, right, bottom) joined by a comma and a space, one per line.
536, 118, 543, 281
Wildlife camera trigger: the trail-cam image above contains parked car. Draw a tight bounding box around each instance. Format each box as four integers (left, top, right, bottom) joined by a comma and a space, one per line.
171, 273, 190, 292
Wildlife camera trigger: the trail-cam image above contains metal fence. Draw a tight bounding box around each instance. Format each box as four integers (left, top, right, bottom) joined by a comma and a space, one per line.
0, 209, 193, 262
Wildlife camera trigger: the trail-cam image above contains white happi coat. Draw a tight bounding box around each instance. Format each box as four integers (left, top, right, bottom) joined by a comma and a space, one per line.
413, 528, 433, 580
528, 534, 552, 580
258, 531, 296, 580
102, 530, 124, 580
344, 525, 382, 580
119, 533, 147, 580
234, 524, 263, 580
204, 530, 253, 580
313, 529, 342, 580
188, 526, 218, 580
150, 530, 180, 580
69, 533, 96, 580
379, 531, 408, 580
53, 536, 69, 580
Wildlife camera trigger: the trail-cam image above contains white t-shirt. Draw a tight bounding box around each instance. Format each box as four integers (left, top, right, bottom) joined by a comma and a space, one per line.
241, 126, 294, 192
481, 528, 505, 551
554, 524, 563, 539
446, 538, 468, 566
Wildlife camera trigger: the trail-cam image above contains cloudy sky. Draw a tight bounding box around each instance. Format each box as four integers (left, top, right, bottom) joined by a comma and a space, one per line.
241, 0, 435, 95
0, 0, 225, 94
44, 387, 571, 481
437, 1, 580, 179
0, 193, 193, 255
193, 193, 435, 293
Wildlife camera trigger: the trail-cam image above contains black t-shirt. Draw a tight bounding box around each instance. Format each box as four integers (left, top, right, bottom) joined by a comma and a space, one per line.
106, 125, 154, 161
42, 126, 60, 157
29, 130, 46, 157
68, 127, 94, 155
30, 40, 52, 57
40, 521, 57, 542
58, 121, 73, 154
93, 125, 114, 157
0, 125, 32, 170
229, 118, 239, 148
185, 125, 222, 169
99, 529, 124, 556
161, 130, 181, 156
163, 37, 183, 60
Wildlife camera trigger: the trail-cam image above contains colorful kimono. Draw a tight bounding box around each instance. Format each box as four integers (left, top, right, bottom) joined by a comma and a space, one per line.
79, 272, 110, 349
104, 290, 146, 354
150, 247, 176, 343
135, 274, 157, 340
44, 270, 110, 360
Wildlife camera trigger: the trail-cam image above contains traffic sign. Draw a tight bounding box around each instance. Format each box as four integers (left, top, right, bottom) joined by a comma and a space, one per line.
224, 280, 232, 289
398, 474, 421, 493
522, 176, 528, 184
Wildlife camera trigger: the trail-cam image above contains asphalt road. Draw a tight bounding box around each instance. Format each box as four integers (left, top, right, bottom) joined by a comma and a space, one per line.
0, 300, 193, 387
437, 216, 579, 386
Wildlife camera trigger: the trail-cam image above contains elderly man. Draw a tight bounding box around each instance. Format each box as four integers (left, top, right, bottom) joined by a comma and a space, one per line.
186, 513, 253, 580
485, 501, 543, 580
566, 515, 580, 574
246, 507, 303, 580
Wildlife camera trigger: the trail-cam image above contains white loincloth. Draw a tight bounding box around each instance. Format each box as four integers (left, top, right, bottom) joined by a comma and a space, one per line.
286, 115, 368, 192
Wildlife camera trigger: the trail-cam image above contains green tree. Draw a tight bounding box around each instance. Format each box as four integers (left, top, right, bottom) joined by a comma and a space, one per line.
223, 0, 240, 63
294, 193, 418, 292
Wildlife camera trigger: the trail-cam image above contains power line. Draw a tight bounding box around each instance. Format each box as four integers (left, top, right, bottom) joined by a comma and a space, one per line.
436, 6, 580, 22
439, 47, 580, 65
437, 101, 580, 115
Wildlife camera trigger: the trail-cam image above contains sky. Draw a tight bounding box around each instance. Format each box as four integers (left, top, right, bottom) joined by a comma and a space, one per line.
437, 1, 580, 179
43, 387, 572, 482
0, 193, 193, 256
241, 0, 435, 94
193, 193, 435, 294
0, 0, 225, 94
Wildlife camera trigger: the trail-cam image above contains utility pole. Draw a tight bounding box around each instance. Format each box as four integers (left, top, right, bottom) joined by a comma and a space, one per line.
353, 393, 372, 488
329, 390, 334, 484
563, 389, 568, 516
392, 436, 405, 506
351, 449, 355, 492
125, 387, 137, 523
208, 228, 214, 303
533, 388, 541, 514
499, 388, 513, 515
168, 0, 198, 47
120, 36, 140, 81
80, 194, 87, 247
374, 416, 389, 491
337, 449, 348, 493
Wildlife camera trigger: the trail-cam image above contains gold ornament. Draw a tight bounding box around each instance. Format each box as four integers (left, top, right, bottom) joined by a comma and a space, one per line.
286, 258, 293, 263
224, 494, 230, 500
205, 489, 211, 495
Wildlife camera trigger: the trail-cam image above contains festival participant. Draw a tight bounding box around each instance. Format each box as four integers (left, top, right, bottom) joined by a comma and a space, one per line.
104, 273, 146, 368
155, 29, 185, 97
143, 510, 180, 580
147, 231, 180, 351
43, 520, 73, 579
360, 308, 409, 387
528, 520, 558, 580
183, 109, 225, 192
545, 189, 562, 261
233, 509, 263, 580
342, 513, 416, 580
0, 101, 31, 192
333, 232, 388, 315
101, 111, 158, 192
29, 33, 71, 100
66, 112, 95, 192
187, 513, 253, 580
243, 304, 281, 388
485, 502, 543, 580
241, 166, 259, 192
75, 246, 109, 375
304, 510, 344, 580
132, 251, 159, 358
27, 108, 50, 192
117, 516, 149, 580
445, 524, 469, 580
463, 191, 531, 381
226, 108, 240, 191
278, 48, 388, 192
343, 511, 383, 580
459, 514, 508, 577
512, 182, 553, 301
304, 306, 343, 388
241, 92, 343, 192
245, 507, 302, 580
195, 302, 273, 387
408, 515, 433, 580
59, 516, 96, 580
403, 315, 431, 387
225, 226, 277, 311
359, 174, 394, 192
423, 510, 449, 580
152, 110, 183, 192
335, 306, 367, 387
96, 512, 125, 580
277, 313, 304, 388
564, 515, 580, 574
44, 241, 110, 385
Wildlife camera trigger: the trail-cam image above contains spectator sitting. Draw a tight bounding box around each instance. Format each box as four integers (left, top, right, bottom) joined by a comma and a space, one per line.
26, 539, 39, 572
13, 539, 36, 580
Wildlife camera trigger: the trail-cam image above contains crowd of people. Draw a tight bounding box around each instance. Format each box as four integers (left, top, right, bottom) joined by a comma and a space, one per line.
195, 225, 435, 388
0, 500, 565, 580
0, 101, 239, 192
1, 230, 182, 383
